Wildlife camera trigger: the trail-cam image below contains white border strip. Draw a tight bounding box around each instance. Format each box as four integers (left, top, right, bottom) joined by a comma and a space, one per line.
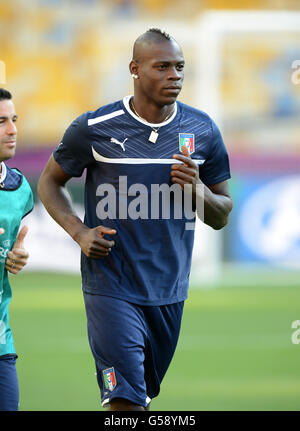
92, 147, 205, 165
101, 395, 152, 408
101, 397, 110, 407
88, 109, 125, 126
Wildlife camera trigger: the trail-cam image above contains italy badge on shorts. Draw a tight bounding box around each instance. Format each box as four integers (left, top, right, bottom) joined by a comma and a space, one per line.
103, 367, 117, 391
179, 133, 195, 155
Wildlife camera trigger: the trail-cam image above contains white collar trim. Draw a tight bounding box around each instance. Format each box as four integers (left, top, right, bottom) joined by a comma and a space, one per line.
0, 162, 7, 183
123, 95, 177, 128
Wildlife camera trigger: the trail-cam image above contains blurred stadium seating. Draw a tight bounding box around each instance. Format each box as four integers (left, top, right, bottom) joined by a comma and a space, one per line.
3, 0, 299, 276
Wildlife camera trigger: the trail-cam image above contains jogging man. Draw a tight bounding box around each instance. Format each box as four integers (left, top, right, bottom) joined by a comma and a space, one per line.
38, 29, 232, 411
0, 88, 33, 411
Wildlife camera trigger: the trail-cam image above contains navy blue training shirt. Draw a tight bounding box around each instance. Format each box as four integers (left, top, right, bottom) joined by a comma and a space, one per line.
53, 96, 231, 305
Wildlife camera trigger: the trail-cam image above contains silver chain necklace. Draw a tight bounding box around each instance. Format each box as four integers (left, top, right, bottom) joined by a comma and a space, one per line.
130, 100, 174, 144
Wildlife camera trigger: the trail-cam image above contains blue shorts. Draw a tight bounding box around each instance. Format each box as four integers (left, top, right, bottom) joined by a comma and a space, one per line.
83, 294, 184, 408
0, 355, 19, 411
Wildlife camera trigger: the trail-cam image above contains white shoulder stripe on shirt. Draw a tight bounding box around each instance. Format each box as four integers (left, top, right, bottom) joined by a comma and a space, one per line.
88, 109, 125, 126
92, 147, 205, 165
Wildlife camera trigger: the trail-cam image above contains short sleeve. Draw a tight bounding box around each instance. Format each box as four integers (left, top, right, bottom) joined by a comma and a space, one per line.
53, 113, 93, 177
199, 119, 231, 186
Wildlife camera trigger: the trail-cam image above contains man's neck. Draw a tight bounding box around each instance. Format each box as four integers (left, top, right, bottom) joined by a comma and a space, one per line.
130, 96, 175, 124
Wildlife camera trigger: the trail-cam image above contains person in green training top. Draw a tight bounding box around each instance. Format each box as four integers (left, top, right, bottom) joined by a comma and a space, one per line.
0, 88, 33, 411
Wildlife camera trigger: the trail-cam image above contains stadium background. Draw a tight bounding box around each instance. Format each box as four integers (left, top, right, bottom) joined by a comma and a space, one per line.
1, 0, 300, 410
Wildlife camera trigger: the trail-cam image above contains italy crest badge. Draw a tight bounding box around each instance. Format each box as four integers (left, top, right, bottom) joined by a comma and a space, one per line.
179, 133, 195, 155
103, 367, 117, 391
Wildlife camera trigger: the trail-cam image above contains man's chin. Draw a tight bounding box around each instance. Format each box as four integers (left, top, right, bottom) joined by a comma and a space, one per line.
0, 150, 16, 162
158, 96, 178, 106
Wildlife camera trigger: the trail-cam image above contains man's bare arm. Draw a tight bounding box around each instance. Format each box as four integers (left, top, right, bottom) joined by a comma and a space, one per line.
171, 146, 233, 230
201, 180, 232, 230
37, 155, 116, 258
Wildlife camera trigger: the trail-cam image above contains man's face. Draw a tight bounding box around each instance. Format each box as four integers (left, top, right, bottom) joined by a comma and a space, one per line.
0, 99, 17, 163
135, 39, 185, 106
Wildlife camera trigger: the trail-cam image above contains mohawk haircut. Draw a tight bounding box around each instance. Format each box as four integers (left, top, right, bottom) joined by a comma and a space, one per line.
146, 28, 172, 41
132, 28, 176, 63
0, 88, 12, 101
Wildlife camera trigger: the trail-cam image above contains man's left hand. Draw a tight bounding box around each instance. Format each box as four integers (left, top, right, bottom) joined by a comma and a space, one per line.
5, 225, 30, 274
171, 145, 201, 193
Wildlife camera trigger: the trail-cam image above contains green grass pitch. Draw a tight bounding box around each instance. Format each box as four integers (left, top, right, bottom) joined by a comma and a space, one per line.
8, 270, 300, 411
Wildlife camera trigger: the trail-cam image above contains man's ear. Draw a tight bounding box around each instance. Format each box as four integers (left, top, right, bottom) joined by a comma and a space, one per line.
129, 60, 139, 77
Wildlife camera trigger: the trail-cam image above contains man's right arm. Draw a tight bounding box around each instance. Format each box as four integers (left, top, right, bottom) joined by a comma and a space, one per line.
37, 155, 116, 258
